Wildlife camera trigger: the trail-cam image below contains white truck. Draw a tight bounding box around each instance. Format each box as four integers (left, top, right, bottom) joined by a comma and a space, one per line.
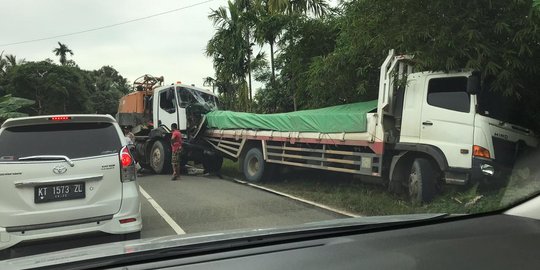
117, 50, 537, 202
202, 50, 538, 202
116, 75, 223, 174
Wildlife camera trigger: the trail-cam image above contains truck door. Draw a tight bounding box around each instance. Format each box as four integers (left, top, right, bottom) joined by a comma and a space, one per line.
157, 87, 179, 129
419, 76, 475, 169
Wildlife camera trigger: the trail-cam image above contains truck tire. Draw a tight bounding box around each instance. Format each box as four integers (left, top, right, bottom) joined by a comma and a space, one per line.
150, 140, 172, 174
242, 147, 271, 182
408, 158, 437, 203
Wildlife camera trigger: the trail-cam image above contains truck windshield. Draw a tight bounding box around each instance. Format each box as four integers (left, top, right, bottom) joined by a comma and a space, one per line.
177, 87, 218, 110
477, 85, 522, 124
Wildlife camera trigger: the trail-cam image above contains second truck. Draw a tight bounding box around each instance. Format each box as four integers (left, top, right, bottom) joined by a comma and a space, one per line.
117, 50, 537, 202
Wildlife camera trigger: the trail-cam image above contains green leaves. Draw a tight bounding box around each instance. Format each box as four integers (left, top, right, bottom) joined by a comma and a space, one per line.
52, 42, 74, 66
289, 0, 540, 109
0, 94, 35, 122
0, 57, 130, 116
210, 0, 540, 132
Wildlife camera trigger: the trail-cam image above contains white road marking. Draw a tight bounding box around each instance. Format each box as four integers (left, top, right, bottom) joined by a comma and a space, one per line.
232, 178, 361, 218
139, 186, 186, 235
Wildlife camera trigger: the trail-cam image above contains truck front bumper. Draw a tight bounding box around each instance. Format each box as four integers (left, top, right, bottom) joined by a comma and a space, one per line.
446, 158, 510, 185
471, 157, 497, 181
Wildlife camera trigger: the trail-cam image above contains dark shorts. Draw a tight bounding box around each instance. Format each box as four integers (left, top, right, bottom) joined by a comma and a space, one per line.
172, 149, 181, 165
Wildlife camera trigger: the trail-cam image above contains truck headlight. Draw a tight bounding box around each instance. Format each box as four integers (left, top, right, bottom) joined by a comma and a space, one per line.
480, 164, 495, 176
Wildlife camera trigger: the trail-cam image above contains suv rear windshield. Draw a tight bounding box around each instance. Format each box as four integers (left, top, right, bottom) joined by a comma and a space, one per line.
0, 122, 121, 161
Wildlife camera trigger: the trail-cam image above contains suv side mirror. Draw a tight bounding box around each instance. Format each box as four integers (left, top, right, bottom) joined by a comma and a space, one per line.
467, 72, 480, 94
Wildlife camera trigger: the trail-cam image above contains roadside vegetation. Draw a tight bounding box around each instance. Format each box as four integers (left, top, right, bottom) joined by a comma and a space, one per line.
0, 43, 131, 120
221, 159, 540, 216
206, 0, 540, 132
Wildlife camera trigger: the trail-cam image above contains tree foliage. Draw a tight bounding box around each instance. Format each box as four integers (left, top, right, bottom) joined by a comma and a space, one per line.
314, 0, 540, 101
0, 94, 35, 122
3, 61, 91, 115
205, 0, 540, 132
52, 42, 74, 66
206, 1, 253, 111
0, 46, 131, 117
206, 0, 329, 112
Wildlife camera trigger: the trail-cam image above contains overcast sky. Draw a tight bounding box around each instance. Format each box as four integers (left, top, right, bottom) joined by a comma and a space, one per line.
0, 0, 231, 88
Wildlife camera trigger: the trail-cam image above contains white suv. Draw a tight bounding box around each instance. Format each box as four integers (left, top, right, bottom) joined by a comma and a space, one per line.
0, 114, 141, 251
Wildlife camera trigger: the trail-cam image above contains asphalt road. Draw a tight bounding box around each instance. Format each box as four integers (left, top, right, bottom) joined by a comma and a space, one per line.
137, 173, 345, 239
1, 173, 345, 260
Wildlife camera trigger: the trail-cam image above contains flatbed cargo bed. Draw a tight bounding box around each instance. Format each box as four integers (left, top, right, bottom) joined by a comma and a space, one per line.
204, 112, 384, 155
205, 100, 378, 133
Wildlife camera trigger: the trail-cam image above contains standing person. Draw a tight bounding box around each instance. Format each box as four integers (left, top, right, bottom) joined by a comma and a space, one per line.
170, 123, 183, 181
123, 126, 134, 145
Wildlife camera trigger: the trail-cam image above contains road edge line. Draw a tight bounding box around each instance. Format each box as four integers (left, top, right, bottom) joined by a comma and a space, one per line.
139, 186, 186, 235
232, 178, 360, 218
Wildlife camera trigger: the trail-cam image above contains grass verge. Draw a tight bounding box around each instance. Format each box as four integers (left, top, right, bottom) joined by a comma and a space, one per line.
221, 159, 516, 216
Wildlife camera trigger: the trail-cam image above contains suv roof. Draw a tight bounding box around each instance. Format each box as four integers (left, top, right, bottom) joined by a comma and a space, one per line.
2, 114, 117, 129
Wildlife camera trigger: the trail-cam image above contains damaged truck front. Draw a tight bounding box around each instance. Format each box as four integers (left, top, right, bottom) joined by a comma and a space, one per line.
116, 75, 222, 174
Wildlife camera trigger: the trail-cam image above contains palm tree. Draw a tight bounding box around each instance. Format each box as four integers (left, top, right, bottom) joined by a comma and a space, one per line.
207, 1, 253, 109
256, 0, 328, 110
0, 51, 6, 77
253, 8, 288, 84
265, 0, 328, 16
4, 54, 24, 67
52, 42, 74, 65
208, 0, 260, 103
203, 76, 216, 93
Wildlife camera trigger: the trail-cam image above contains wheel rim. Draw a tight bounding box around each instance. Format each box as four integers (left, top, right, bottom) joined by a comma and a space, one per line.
247, 156, 260, 176
409, 165, 420, 199
152, 148, 161, 169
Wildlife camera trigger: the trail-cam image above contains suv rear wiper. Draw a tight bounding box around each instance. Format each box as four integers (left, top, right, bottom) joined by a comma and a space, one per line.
18, 155, 75, 167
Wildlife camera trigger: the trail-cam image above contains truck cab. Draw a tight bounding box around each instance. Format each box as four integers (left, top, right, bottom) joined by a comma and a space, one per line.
381, 52, 537, 198
153, 84, 218, 133
117, 77, 221, 175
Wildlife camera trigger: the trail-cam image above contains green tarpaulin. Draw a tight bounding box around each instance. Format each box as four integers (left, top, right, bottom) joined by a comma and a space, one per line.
205, 100, 378, 133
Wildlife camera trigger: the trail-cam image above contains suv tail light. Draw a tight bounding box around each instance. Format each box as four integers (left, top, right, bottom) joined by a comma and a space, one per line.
49, 116, 72, 121
120, 146, 136, 182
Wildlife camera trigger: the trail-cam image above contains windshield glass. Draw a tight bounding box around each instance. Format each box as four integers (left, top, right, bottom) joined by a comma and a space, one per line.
1, 0, 540, 265
0, 123, 121, 160
177, 87, 218, 110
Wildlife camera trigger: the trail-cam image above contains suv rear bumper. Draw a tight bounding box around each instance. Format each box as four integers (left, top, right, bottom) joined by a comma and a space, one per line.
0, 182, 141, 251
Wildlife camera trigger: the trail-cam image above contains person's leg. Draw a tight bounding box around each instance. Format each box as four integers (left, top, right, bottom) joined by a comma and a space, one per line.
171, 150, 179, 180
175, 148, 182, 179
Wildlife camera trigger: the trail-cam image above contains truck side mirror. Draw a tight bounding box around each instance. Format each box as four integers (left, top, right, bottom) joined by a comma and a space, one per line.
467, 72, 480, 94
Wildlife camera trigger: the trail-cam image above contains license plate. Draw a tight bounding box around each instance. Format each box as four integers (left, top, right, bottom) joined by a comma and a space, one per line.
34, 182, 85, 203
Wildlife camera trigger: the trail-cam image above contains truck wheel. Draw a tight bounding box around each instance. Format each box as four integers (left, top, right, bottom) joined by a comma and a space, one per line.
150, 140, 172, 174
243, 147, 271, 182
408, 158, 437, 203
